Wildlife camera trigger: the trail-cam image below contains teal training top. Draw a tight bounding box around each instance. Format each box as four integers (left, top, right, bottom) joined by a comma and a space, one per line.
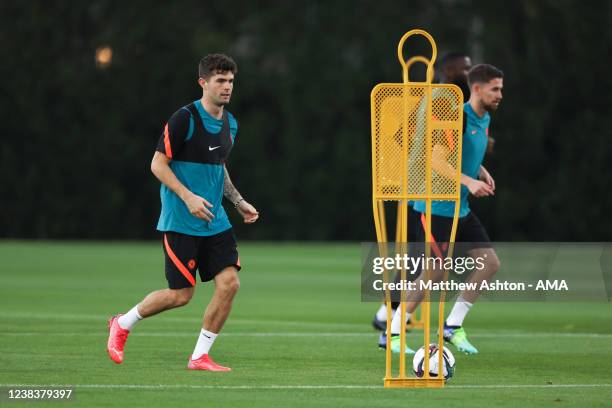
414, 102, 489, 218
156, 100, 239, 236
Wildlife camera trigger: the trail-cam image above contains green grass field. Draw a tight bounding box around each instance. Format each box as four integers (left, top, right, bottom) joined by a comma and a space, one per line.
1, 241, 611, 407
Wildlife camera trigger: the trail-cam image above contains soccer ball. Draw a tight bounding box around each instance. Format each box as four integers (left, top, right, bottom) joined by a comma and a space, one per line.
413, 343, 455, 381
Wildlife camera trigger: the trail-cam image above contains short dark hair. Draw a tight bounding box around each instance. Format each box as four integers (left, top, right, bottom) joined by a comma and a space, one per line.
438, 51, 468, 69
468, 64, 503, 87
198, 54, 238, 79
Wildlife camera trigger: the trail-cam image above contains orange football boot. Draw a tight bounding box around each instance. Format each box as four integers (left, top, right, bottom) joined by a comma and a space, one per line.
107, 314, 130, 364
187, 355, 231, 372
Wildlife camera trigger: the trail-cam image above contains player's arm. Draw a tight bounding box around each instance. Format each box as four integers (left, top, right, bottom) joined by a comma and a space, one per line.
431, 144, 493, 198
223, 165, 259, 224
151, 152, 214, 221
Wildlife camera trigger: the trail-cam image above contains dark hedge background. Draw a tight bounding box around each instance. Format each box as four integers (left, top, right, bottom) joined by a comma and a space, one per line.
1, 0, 611, 240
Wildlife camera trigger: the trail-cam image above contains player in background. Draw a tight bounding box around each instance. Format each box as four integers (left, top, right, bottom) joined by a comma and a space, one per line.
387, 64, 503, 355
437, 51, 472, 99
107, 54, 259, 371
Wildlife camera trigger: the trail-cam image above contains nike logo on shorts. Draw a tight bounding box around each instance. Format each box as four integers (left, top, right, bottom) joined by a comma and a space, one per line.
209, 146, 221, 151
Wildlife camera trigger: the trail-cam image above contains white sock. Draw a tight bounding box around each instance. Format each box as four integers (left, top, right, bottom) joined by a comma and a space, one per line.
117, 305, 143, 331
375, 304, 389, 321
192, 329, 218, 360
446, 296, 473, 327
390, 308, 411, 335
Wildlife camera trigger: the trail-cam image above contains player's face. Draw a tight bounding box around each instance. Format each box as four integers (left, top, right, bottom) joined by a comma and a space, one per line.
446, 57, 472, 83
200, 71, 234, 106
478, 77, 503, 112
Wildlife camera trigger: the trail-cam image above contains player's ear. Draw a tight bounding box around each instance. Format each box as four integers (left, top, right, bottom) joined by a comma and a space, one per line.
471, 82, 480, 96
198, 77, 207, 89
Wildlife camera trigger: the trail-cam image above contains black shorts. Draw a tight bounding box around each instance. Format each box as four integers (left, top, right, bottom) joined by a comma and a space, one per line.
416, 211, 491, 256
162, 228, 240, 289
407, 205, 420, 242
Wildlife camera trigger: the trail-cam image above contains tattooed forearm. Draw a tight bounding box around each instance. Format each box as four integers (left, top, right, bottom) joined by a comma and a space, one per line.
223, 165, 243, 204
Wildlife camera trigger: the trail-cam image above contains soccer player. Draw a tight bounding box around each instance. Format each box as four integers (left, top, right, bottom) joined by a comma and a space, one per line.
372, 52, 473, 345
107, 54, 259, 371
387, 64, 503, 355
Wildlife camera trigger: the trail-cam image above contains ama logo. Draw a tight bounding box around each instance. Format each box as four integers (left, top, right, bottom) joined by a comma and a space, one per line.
535, 280, 568, 290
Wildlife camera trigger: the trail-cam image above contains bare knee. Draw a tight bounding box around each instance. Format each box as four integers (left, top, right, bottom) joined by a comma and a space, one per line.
224, 275, 240, 296
470, 249, 500, 277
217, 271, 240, 296
170, 287, 194, 307
485, 253, 501, 276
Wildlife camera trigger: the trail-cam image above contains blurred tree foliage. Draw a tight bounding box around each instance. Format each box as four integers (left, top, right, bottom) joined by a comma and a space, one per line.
1, 0, 610, 240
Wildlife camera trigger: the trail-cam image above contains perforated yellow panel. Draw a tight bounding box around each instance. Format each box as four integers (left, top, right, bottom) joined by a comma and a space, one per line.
371, 84, 463, 201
